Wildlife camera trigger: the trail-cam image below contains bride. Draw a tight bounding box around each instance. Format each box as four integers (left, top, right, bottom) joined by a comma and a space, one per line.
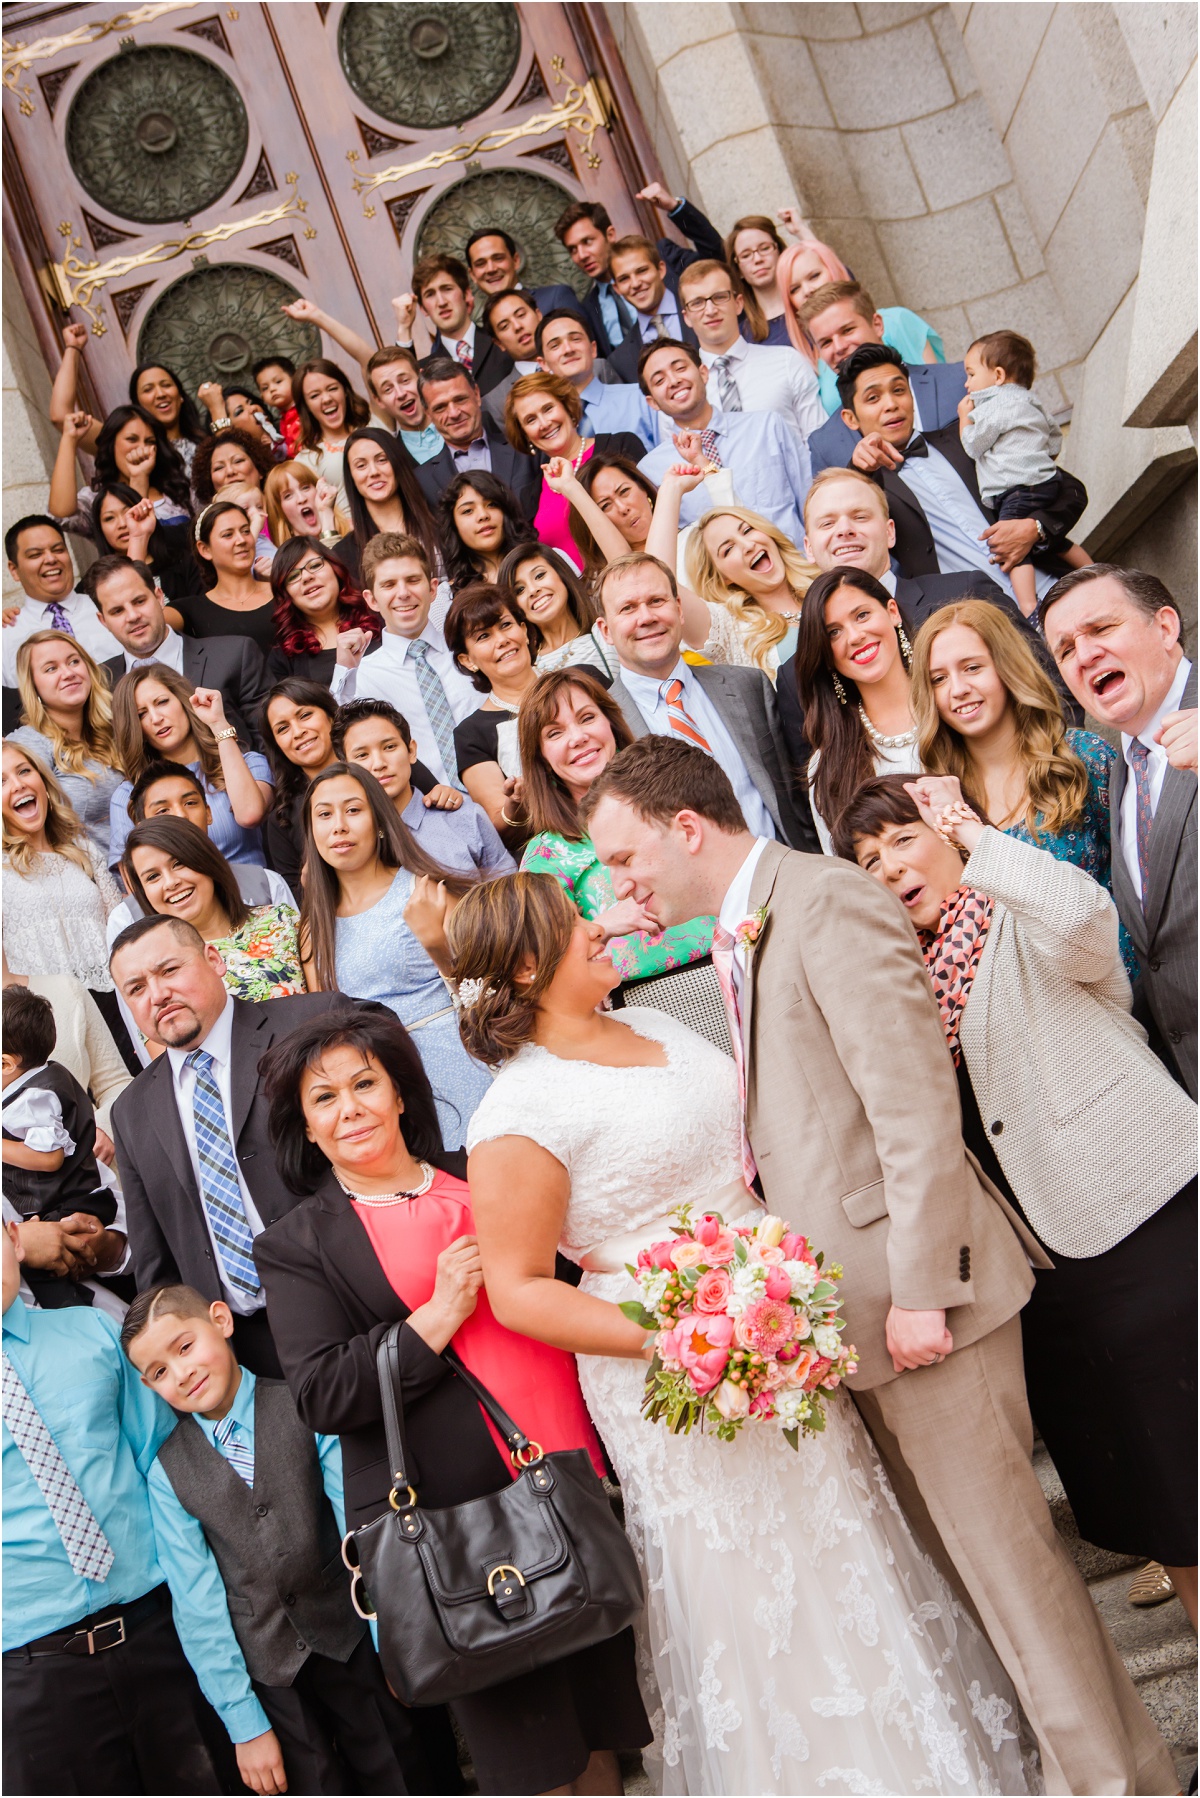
451, 872, 1034, 1797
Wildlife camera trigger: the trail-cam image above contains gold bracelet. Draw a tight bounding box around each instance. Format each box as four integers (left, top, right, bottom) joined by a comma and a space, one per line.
213, 726, 238, 742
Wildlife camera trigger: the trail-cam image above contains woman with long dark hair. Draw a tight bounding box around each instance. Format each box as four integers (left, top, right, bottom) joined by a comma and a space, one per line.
109, 661, 273, 868
49, 406, 191, 538
86, 480, 199, 606
253, 1005, 648, 1795
337, 426, 441, 586
437, 470, 533, 594
261, 678, 341, 897
266, 536, 381, 685
497, 541, 615, 678
293, 358, 372, 515
298, 762, 489, 1147
181, 501, 277, 651
122, 815, 304, 1001
129, 361, 206, 470
794, 566, 919, 852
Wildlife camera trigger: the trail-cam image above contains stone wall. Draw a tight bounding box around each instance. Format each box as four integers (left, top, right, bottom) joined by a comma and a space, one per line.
2, 245, 85, 603
606, 0, 1197, 592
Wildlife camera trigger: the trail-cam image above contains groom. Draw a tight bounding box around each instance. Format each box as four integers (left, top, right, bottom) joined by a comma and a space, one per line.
584, 731, 1176, 1797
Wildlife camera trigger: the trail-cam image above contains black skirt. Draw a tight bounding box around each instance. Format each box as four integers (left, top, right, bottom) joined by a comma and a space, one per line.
958, 1059, 1197, 1564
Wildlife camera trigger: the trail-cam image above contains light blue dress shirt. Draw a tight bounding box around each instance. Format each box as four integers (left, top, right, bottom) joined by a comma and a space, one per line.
621, 660, 777, 840
579, 376, 660, 449
638, 289, 682, 344
896, 443, 1054, 606
399, 423, 445, 465
145, 1367, 347, 1744
593, 280, 630, 353
108, 753, 274, 872
2, 1296, 174, 1651
401, 790, 515, 876
638, 408, 811, 547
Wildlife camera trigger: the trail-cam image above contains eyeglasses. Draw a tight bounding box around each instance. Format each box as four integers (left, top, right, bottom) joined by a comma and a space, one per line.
736, 246, 776, 265
285, 557, 328, 587
680, 289, 737, 316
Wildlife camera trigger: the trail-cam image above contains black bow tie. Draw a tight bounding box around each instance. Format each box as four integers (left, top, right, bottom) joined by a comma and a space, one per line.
902, 434, 928, 459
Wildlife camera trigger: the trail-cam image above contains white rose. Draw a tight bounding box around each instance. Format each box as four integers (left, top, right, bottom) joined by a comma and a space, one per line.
785, 1259, 818, 1299
712, 1379, 750, 1420
812, 1323, 841, 1358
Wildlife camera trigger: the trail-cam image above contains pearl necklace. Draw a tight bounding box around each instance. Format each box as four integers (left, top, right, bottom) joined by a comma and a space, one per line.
859, 705, 917, 751
339, 1161, 435, 1207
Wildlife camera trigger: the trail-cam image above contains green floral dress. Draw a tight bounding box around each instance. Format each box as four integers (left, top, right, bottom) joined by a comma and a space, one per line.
211, 903, 306, 1001
521, 832, 714, 981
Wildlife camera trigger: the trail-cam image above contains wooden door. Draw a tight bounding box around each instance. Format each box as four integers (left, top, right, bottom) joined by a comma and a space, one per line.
2, 2, 662, 415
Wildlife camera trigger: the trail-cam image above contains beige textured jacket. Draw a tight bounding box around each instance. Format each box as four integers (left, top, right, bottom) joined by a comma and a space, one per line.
958, 827, 1196, 1257
742, 840, 1043, 1390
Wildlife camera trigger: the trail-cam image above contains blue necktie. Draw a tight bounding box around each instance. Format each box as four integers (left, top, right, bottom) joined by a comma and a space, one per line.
213, 1413, 255, 1486
2, 1352, 114, 1581
186, 1050, 260, 1297
407, 639, 463, 789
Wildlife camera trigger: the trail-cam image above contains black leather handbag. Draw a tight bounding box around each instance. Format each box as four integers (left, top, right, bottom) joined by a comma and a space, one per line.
341, 1322, 644, 1706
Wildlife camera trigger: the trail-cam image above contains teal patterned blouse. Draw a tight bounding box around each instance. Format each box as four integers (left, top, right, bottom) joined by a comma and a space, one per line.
1004, 729, 1138, 982
521, 831, 715, 982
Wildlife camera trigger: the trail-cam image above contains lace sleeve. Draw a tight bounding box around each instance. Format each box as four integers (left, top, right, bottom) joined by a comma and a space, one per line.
89, 843, 124, 916
465, 1056, 576, 1171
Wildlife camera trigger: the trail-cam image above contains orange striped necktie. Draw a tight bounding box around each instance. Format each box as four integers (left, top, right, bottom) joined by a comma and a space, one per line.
661, 677, 712, 752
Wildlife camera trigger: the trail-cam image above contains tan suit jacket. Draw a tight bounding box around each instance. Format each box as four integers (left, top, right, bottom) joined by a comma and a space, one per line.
742, 840, 1045, 1389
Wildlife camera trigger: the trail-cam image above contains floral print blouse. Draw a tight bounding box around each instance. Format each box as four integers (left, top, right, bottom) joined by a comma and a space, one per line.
211, 903, 305, 1001
1004, 728, 1137, 982
521, 831, 714, 982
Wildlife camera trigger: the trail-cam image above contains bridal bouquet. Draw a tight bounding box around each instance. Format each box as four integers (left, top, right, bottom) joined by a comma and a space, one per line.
620, 1207, 858, 1445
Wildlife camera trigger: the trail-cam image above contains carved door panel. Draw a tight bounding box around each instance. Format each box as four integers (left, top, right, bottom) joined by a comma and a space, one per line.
2, 2, 659, 414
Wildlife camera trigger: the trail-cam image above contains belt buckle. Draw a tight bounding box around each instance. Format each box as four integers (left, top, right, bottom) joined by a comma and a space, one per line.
70, 1616, 126, 1655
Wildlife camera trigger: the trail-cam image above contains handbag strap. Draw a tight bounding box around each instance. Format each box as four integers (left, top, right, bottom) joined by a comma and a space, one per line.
376, 1323, 536, 1502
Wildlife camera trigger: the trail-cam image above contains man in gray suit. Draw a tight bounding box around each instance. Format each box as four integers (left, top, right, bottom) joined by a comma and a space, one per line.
1042, 564, 1196, 1096
595, 551, 816, 852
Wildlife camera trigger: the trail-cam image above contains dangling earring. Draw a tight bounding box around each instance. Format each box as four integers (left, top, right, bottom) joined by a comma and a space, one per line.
832, 672, 848, 706
898, 624, 913, 670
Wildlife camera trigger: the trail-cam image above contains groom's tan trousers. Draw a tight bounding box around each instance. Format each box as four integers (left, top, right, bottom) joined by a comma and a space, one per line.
855, 1318, 1177, 1797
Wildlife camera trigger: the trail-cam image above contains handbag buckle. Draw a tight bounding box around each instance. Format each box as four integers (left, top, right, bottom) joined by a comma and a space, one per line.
486, 1563, 529, 1621
388, 1484, 418, 1512
510, 1439, 544, 1470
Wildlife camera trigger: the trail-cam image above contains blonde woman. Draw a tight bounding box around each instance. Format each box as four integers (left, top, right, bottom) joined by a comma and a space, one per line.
2, 741, 128, 1053
108, 662, 273, 870
686, 505, 817, 677
10, 631, 124, 856
910, 598, 1136, 978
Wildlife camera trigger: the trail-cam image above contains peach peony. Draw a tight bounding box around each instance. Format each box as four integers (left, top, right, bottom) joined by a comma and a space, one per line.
674, 1310, 733, 1394
693, 1268, 733, 1315
670, 1240, 706, 1269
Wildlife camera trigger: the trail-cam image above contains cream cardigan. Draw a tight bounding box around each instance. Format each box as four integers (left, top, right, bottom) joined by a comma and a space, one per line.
957, 827, 1196, 1257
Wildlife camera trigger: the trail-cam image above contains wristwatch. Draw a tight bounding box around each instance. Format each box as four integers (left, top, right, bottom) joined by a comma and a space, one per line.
213, 726, 238, 742
1033, 519, 1047, 545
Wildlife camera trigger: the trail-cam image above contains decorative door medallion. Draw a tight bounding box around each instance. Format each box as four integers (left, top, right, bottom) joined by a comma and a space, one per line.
2, 2, 663, 414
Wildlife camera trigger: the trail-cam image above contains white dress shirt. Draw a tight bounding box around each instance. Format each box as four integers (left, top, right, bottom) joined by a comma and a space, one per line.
166, 995, 267, 1315
330, 594, 482, 785
123, 624, 185, 674
621, 659, 776, 840
3, 593, 122, 687
1119, 656, 1192, 901
638, 407, 811, 547
897, 443, 1053, 606
717, 835, 771, 1018
700, 337, 825, 440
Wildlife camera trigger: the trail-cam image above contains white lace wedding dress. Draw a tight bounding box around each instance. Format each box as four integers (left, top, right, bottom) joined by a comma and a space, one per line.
467, 1008, 1035, 1797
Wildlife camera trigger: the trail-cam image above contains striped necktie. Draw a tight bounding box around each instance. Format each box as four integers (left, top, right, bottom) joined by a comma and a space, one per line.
407, 639, 463, 788
710, 927, 758, 1186
186, 1050, 260, 1298
1126, 738, 1155, 910
660, 677, 712, 752
213, 1413, 255, 1487
2, 1352, 114, 1581
713, 356, 742, 412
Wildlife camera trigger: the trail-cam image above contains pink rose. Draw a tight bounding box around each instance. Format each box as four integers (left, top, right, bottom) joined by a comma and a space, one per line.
674, 1310, 733, 1393
764, 1266, 793, 1302
755, 1245, 785, 1266
649, 1240, 677, 1270
749, 1391, 777, 1419
704, 1229, 738, 1266
636, 1249, 652, 1271
693, 1214, 722, 1247
671, 1240, 706, 1270
693, 1269, 733, 1315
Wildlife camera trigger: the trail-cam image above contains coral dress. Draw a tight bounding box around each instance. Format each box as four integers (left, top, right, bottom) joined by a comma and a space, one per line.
351, 1167, 605, 1479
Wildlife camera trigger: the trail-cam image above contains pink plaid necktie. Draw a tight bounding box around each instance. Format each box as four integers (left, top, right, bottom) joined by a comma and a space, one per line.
454, 339, 473, 373
699, 427, 722, 468
711, 924, 757, 1186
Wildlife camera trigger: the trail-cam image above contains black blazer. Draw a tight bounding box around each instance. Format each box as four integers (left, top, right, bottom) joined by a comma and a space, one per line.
112, 991, 358, 1302
102, 633, 270, 752
429, 327, 513, 398
877, 425, 1082, 582
415, 424, 543, 523
254, 1166, 512, 1532
581, 197, 725, 358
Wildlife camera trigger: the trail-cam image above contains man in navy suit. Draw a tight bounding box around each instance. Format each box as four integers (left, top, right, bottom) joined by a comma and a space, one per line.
413, 359, 541, 521
463, 226, 583, 321
802, 281, 968, 475
554, 185, 724, 360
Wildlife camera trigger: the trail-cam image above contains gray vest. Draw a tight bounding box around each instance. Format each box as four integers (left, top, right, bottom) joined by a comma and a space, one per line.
157, 1377, 363, 1686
